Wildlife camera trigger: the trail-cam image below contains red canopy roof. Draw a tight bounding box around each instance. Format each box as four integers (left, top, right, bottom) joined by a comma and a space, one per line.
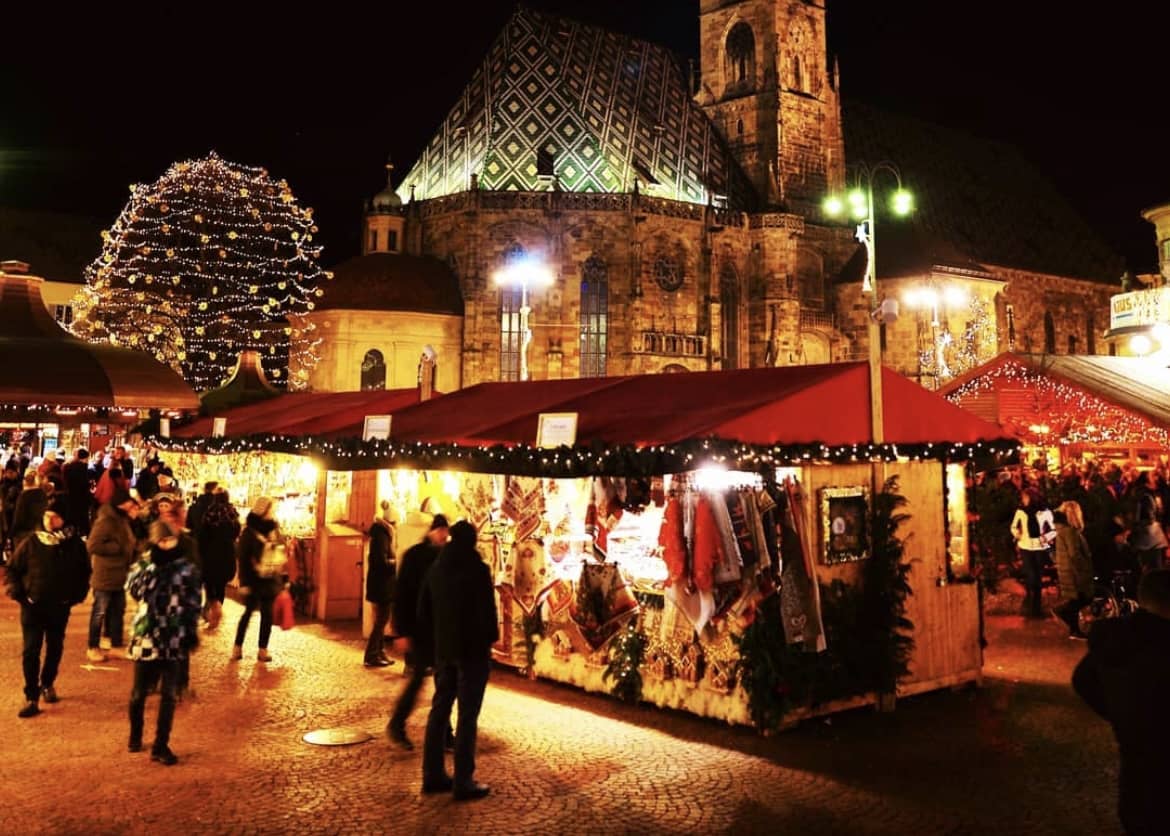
174, 388, 425, 438
384, 363, 1005, 447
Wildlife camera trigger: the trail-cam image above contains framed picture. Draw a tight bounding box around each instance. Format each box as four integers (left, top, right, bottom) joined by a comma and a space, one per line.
819, 485, 870, 564
536, 412, 578, 448
362, 414, 392, 441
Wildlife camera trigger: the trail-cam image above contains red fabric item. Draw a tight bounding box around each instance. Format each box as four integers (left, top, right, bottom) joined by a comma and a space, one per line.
657, 497, 687, 587
273, 589, 295, 631
692, 496, 723, 592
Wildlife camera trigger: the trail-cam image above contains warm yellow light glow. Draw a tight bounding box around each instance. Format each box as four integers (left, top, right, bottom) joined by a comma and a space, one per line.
823, 195, 844, 217
296, 459, 319, 485
943, 285, 968, 307
848, 188, 868, 220
1131, 334, 1153, 355
493, 259, 554, 289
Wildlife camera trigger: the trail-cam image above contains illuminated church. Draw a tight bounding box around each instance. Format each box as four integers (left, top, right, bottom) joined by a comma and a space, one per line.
307, 1, 1121, 393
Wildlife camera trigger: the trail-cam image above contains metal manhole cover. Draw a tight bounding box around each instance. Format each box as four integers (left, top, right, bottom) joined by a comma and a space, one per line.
302, 728, 373, 746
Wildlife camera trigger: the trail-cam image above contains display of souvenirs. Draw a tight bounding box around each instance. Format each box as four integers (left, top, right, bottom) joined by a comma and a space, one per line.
571, 562, 639, 649
512, 539, 554, 615
777, 480, 827, 652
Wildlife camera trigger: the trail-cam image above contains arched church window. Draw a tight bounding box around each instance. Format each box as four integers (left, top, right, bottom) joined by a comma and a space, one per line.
499, 243, 526, 381
579, 255, 608, 377
361, 349, 386, 391
720, 263, 740, 369
725, 23, 755, 92
1044, 311, 1056, 353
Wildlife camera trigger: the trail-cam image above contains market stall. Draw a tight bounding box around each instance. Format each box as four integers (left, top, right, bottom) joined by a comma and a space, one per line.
940, 352, 1170, 469
158, 363, 1015, 729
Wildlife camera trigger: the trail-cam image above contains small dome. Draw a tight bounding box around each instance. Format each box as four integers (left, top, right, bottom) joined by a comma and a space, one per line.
370, 155, 402, 211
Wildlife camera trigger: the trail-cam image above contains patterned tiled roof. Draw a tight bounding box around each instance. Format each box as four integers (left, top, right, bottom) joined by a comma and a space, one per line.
397, 7, 757, 210
842, 101, 1124, 284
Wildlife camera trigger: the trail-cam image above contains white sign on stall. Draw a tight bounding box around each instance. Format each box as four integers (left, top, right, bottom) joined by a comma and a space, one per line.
212, 417, 227, 438
363, 414, 392, 441
159, 418, 171, 438
536, 412, 578, 448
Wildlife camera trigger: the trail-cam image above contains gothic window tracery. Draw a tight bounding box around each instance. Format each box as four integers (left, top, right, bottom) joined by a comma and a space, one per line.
500, 243, 526, 381
720, 263, 740, 369
654, 254, 684, 292
580, 255, 608, 377
724, 22, 756, 95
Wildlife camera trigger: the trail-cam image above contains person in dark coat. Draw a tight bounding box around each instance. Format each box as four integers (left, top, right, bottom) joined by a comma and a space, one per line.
196, 489, 240, 630
1073, 569, 1170, 835
1128, 493, 1167, 573
232, 496, 284, 662
186, 481, 218, 537
363, 501, 398, 667
61, 448, 94, 536
0, 459, 22, 561
386, 514, 449, 749
417, 519, 498, 801
86, 490, 143, 661
6, 508, 91, 718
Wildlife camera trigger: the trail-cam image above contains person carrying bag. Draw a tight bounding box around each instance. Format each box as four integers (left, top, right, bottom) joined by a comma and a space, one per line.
231, 496, 285, 663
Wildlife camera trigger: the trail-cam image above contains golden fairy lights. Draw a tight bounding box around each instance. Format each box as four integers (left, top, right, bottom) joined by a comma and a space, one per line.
71, 152, 332, 393
945, 359, 1170, 447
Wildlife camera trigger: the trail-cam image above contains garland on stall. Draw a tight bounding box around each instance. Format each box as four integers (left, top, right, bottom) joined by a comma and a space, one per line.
733, 477, 915, 731
151, 433, 1017, 477
602, 621, 648, 704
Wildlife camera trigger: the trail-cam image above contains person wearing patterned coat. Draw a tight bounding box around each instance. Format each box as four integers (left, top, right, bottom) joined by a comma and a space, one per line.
125, 518, 202, 766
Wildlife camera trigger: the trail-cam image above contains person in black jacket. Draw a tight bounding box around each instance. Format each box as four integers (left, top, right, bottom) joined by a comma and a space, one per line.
6, 508, 91, 718
0, 460, 21, 562
363, 501, 398, 667
387, 514, 449, 748
196, 489, 240, 631
232, 496, 284, 662
1072, 569, 1170, 835
61, 448, 94, 536
417, 519, 498, 801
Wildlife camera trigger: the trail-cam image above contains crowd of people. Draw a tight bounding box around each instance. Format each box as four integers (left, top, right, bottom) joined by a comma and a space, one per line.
2, 442, 500, 799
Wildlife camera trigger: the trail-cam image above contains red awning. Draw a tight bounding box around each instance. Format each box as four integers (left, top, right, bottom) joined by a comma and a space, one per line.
174, 388, 425, 438
385, 363, 1005, 447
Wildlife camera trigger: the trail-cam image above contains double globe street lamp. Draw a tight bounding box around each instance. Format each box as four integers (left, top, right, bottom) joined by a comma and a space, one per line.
823, 162, 914, 444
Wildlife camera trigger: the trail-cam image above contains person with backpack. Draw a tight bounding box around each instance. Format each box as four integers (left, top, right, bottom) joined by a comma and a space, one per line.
126, 518, 202, 765
231, 496, 285, 662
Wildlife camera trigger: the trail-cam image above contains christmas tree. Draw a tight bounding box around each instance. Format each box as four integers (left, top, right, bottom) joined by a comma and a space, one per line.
72, 152, 329, 391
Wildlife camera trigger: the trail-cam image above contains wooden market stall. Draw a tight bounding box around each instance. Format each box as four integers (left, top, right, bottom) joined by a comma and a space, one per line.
160, 362, 1015, 729
939, 352, 1170, 469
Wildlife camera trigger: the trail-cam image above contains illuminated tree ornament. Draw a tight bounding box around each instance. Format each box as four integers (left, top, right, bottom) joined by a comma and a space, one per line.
71, 152, 325, 392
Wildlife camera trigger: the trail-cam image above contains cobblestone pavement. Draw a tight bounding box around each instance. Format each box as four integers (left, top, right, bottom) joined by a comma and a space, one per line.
0, 587, 1121, 836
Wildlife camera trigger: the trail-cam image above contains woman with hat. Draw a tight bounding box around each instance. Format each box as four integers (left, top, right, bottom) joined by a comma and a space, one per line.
232, 496, 285, 662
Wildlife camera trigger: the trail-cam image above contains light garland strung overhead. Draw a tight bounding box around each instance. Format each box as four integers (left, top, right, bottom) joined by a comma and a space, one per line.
70, 152, 331, 393
150, 433, 1019, 476
944, 359, 1170, 447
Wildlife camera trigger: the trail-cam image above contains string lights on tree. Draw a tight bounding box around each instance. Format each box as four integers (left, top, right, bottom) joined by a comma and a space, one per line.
71, 152, 330, 392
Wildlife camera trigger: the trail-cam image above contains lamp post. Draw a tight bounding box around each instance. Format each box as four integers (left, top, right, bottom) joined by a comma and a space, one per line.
493, 258, 554, 381
824, 162, 913, 445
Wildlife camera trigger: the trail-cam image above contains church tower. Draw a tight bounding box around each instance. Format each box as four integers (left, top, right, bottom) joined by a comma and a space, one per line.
697, 0, 844, 215
363, 155, 406, 255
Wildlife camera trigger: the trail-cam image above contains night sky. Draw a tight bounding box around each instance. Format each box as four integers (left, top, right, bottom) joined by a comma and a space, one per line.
2, 2, 1167, 273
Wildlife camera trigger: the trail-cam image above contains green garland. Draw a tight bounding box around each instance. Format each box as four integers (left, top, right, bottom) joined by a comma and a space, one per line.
733, 476, 916, 731
152, 432, 1017, 477
603, 621, 647, 704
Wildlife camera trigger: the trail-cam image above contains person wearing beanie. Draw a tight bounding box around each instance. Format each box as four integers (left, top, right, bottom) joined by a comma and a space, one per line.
196, 489, 240, 631
10, 470, 49, 554
86, 490, 144, 662
418, 519, 497, 800
0, 460, 21, 563
186, 481, 219, 537
125, 515, 202, 765
6, 508, 91, 718
363, 501, 399, 668
386, 513, 451, 749
232, 496, 285, 662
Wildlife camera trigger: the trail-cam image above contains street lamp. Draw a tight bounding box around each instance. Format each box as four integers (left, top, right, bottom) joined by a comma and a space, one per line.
824, 162, 914, 444
493, 256, 554, 381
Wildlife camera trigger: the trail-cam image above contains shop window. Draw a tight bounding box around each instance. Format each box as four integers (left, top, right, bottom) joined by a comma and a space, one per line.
1044, 311, 1056, 353
360, 349, 386, 391
720, 264, 740, 369
579, 255, 608, 377
1086, 312, 1096, 353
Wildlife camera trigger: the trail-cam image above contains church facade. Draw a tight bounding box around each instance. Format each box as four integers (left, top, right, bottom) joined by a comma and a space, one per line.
316, 1, 1122, 394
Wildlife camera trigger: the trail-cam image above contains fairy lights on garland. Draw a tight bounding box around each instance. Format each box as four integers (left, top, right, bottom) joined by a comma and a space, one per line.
944, 359, 1170, 447
71, 153, 329, 393
149, 433, 1018, 476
